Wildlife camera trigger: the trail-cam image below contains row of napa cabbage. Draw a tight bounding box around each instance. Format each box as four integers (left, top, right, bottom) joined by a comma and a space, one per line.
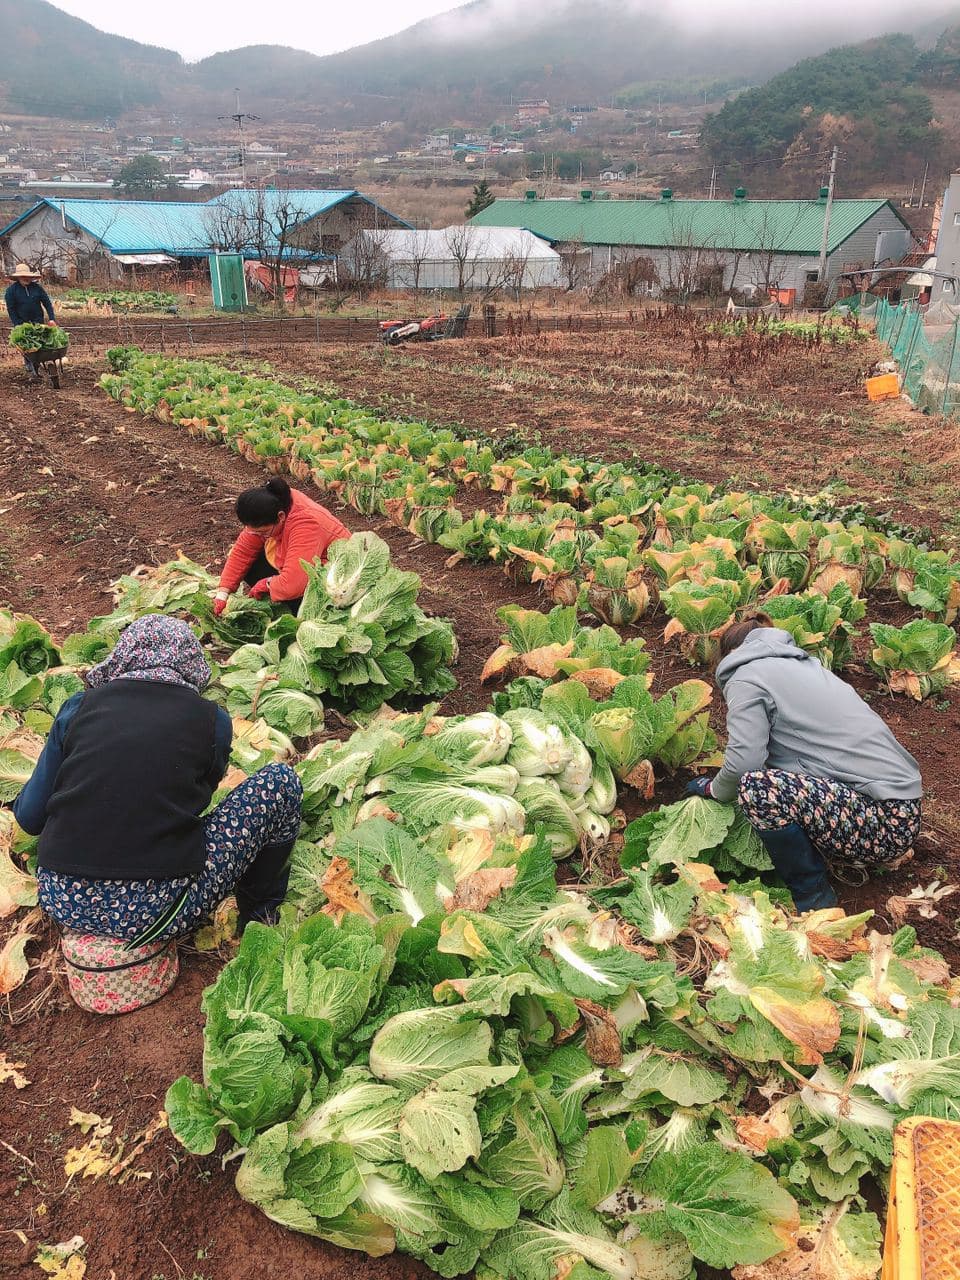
1, 532, 457, 742
98, 353, 960, 698
0, 581, 726, 861
3, 591, 956, 1279
163, 792, 959, 1280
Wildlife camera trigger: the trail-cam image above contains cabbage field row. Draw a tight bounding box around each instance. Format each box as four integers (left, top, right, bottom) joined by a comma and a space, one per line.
2, 346, 957, 1280
99, 350, 960, 701
3, 548, 958, 1280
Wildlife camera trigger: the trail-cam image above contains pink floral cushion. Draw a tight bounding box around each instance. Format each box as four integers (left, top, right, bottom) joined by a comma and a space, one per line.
61, 929, 179, 1015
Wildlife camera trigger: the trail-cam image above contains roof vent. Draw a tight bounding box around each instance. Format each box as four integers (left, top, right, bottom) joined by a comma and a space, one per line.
733, 186, 747, 201
818, 186, 829, 201
524, 189, 537, 201
580, 189, 593, 200
661, 188, 673, 201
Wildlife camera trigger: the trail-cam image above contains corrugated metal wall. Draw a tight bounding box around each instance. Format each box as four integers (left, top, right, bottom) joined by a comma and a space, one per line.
568, 207, 910, 296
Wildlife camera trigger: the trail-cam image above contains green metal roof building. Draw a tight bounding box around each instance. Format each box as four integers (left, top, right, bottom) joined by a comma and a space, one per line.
470, 192, 913, 296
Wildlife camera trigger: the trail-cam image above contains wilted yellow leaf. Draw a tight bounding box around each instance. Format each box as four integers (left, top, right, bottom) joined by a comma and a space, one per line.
0, 1052, 30, 1089
445, 867, 517, 914
34, 1237, 86, 1280
0, 908, 42, 993
64, 1139, 113, 1180
194, 898, 239, 951
69, 1108, 112, 1138
319, 857, 377, 924
479, 643, 518, 683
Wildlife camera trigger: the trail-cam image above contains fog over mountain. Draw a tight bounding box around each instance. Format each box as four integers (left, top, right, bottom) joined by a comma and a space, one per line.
1, 0, 958, 120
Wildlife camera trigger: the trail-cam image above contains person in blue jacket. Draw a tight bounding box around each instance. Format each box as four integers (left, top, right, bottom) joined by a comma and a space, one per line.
5, 263, 57, 375
687, 618, 922, 913
12, 615, 302, 944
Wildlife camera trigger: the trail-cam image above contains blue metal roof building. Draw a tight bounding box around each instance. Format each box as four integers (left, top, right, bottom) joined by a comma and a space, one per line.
0, 190, 409, 277
1, 199, 217, 257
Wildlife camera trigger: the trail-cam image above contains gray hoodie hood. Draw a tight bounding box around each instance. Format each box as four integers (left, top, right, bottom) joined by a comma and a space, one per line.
709, 625, 922, 805
716, 627, 808, 691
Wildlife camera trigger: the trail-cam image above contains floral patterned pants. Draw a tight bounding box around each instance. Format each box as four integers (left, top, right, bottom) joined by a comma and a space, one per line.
38, 763, 303, 942
738, 768, 921, 867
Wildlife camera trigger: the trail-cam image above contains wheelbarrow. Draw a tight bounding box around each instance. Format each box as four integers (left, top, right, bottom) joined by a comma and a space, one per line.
23, 344, 68, 388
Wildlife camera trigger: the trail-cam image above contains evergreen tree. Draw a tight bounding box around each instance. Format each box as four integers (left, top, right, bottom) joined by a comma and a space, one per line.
465, 180, 495, 218
114, 155, 170, 194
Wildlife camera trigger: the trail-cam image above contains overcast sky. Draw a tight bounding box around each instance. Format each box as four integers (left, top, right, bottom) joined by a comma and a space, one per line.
52, 0, 953, 62
53, 0, 474, 60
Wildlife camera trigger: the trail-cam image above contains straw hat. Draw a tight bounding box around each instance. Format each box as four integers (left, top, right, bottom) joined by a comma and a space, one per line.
9, 262, 39, 279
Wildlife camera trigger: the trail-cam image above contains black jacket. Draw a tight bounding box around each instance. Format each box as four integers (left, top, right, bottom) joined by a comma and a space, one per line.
30, 682, 224, 881
5, 281, 55, 326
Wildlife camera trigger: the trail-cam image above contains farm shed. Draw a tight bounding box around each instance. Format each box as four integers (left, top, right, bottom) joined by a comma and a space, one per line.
0, 189, 409, 282
351, 226, 562, 291
204, 189, 410, 257
470, 191, 913, 296
0, 199, 217, 280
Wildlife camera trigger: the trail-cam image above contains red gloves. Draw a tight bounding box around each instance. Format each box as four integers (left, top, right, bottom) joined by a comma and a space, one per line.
248, 579, 272, 600
213, 597, 227, 617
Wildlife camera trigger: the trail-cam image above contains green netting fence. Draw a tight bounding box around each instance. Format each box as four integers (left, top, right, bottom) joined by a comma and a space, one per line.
866, 296, 960, 415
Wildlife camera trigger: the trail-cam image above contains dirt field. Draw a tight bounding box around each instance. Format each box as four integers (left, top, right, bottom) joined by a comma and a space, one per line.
1, 338, 958, 1280
269, 323, 960, 543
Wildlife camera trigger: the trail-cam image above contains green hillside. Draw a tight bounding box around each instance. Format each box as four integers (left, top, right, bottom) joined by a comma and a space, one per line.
701, 34, 944, 185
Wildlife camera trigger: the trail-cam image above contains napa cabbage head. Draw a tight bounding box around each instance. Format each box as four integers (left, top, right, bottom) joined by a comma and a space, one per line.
584, 756, 618, 815
516, 778, 583, 857
556, 734, 593, 798
503, 709, 572, 776
428, 711, 513, 766
322, 532, 392, 607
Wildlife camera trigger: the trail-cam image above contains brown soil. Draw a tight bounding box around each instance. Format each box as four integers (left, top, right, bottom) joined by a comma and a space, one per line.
1, 345, 958, 1280
265, 326, 959, 542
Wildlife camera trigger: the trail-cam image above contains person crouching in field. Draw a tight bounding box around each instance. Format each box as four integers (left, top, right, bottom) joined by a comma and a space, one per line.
214, 476, 350, 616
12, 615, 302, 942
686, 617, 922, 912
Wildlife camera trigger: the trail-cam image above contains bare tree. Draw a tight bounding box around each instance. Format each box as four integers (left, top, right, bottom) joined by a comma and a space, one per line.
558, 236, 590, 292
744, 206, 808, 298
444, 225, 488, 298
590, 254, 658, 303
405, 229, 432, 295
202, 189, 313, 309
24, 208, 122, 284
499, 235, 535, 301
338, 228, 390, 297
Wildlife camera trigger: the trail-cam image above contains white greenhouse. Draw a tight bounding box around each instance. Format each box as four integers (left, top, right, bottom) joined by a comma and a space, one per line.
349, 225, 562, 291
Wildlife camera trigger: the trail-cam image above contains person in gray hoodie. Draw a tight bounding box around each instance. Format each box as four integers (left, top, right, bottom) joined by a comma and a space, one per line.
686, 618, 922, 912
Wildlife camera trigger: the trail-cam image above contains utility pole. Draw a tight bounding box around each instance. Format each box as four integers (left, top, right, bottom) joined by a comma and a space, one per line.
919, 159, 929, 207
816, 145, 839, 283
708, 165, 717, 200
218, 88, 259, 186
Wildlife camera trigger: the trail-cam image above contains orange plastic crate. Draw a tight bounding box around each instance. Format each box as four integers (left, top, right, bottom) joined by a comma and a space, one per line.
866, 373, 900, 402
883, 1117, 960, 1279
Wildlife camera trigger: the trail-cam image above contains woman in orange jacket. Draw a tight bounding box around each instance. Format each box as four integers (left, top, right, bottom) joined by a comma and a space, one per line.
214, 477, 350, 615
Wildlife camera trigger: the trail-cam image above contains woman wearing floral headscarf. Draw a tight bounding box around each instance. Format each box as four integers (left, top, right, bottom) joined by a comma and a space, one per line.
13, 615, 303, 942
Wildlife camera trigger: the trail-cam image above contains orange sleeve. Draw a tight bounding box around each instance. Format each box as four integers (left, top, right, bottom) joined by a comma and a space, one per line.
219, 528, 264, 592
269, 510, 350, 601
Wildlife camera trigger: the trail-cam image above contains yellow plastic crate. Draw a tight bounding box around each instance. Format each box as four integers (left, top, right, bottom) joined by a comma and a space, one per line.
883, 1117, 960, 1279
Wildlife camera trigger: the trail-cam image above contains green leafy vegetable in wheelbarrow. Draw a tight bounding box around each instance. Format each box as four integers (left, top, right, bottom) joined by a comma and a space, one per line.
8, 323, 69, 352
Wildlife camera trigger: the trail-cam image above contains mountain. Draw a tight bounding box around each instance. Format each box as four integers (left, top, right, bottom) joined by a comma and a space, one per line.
701, 32, 946, 189
191, 0, 960, 116
0, 0, 182, 118
1, 0, 959, 124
